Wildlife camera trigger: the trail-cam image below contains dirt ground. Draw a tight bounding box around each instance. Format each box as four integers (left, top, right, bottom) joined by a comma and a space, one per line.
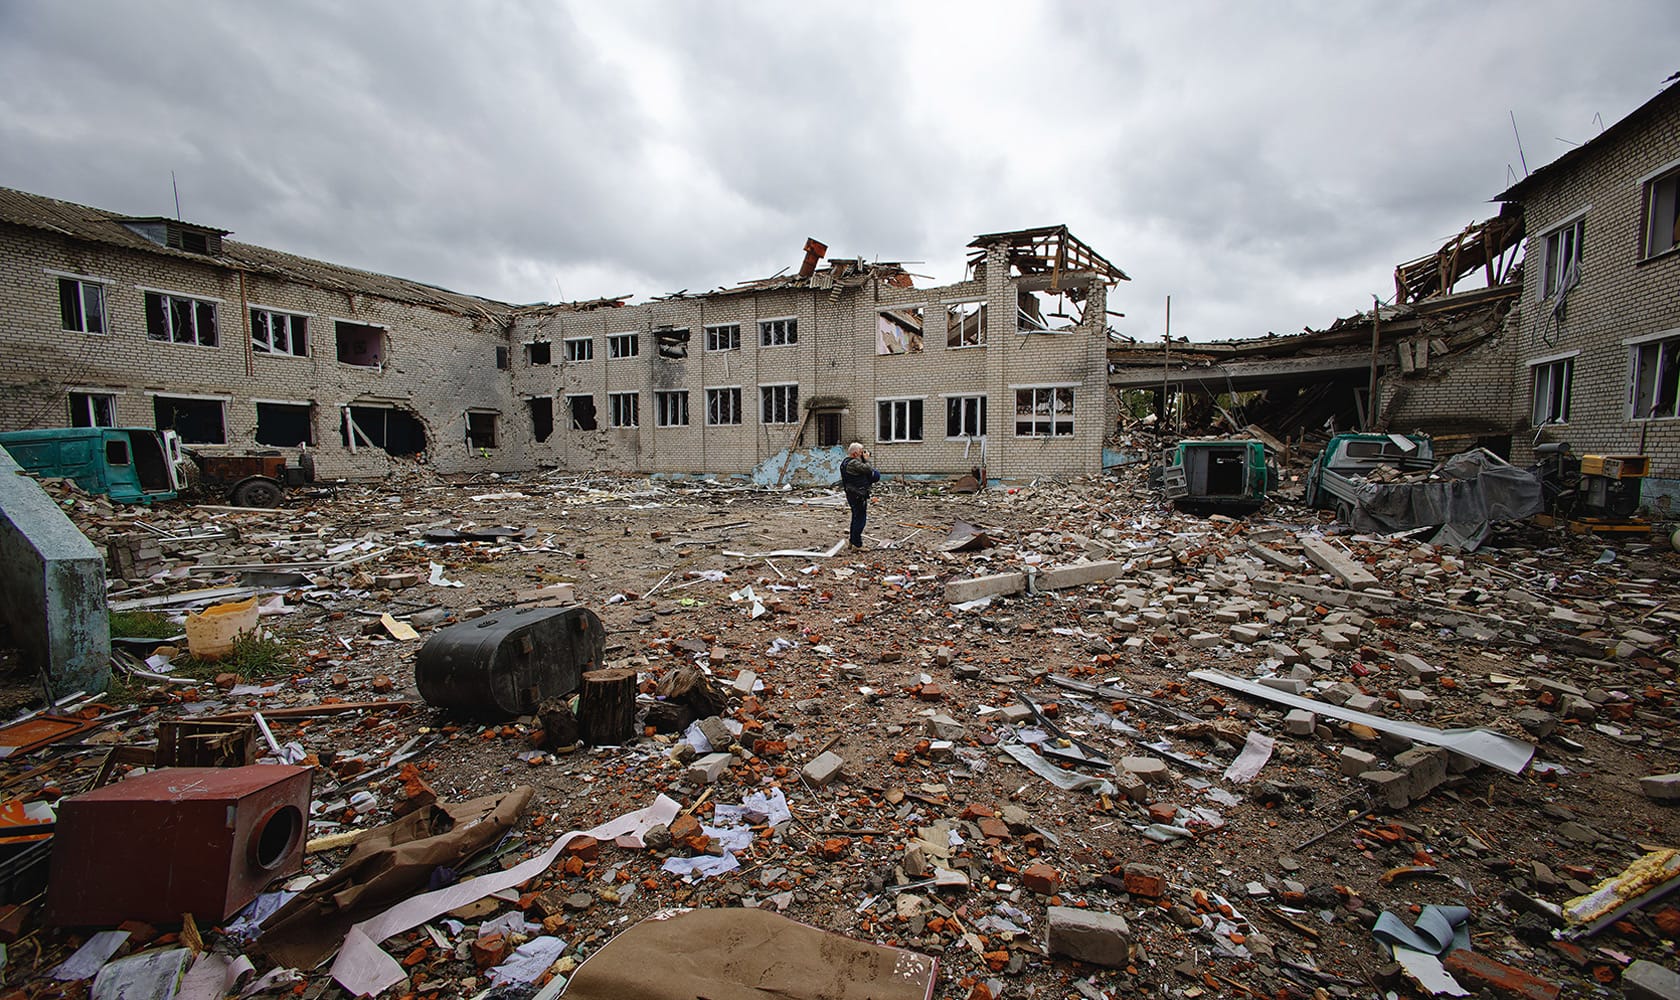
5, 465, 1679, 999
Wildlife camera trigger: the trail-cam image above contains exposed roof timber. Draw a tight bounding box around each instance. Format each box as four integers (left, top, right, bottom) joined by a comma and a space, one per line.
1393, 204, 1524, 304
966, 224, 1129, 284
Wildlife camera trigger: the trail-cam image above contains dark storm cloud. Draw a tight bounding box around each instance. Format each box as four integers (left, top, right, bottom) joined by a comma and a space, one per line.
2, 1, 1677, 339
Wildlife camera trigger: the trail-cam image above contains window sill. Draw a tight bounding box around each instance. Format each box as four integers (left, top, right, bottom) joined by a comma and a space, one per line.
1636, 245, 1680, 266
65, 328, 108, 336
148, 339, 219, 348
946, 342, 986, 351
1630, 414, 1680, 422
944, 436, 988, 442
878, 439, 923, 445
254, 351, 310, 360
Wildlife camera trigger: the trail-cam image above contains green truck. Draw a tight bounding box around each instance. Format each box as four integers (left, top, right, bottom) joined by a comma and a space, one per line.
1162, 439, 1274, 514
0, 427, 183, 503
1304, 432, 1434, 521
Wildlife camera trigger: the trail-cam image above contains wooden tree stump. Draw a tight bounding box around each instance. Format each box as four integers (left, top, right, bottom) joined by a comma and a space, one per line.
578, 668, 638, 746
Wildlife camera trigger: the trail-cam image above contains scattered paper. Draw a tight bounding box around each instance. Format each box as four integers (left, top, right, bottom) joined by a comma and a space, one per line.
50, 930, 130, 980
489, 935, 568, 985
1222, 731, 1275, 783
428, 562, 463, 588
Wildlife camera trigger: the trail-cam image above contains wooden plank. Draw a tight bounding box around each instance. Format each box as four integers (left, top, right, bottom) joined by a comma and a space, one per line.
1300, 537, 1378, 591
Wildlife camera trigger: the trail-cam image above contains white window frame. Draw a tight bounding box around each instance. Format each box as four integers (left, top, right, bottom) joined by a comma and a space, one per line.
68, 390, 117, 427
760, 383, 799, 425
944, 393, 987, 439
706, 386, 743, 426
876, 396, 924, 443
1537, 211, 1586, 300
563, 336, 594, 363
758, 316, 797, 347
1013, 385, 1077, 438
1639, 158, 1680, 261
608, 390, 639, 428
945, 300, 987, 349
607, 332, 639, 359
249, 305, 310, 357
704, 323, 741, 352
141, 287, 220, 347
1526, 351, 1577, 426
1627, 328, 1680, 421
656, 390, 689, 427
51, 271, 110, 334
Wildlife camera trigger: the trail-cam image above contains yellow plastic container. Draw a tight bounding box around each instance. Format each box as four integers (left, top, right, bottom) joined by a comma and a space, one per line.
185, 597, 260, 661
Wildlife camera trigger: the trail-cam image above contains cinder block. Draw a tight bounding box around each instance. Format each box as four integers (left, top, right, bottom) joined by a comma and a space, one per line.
1046, 906, 1131, 968
945, 573, 1026, 604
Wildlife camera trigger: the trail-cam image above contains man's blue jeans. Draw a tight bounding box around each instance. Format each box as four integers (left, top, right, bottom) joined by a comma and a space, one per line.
847, 491, 867, 546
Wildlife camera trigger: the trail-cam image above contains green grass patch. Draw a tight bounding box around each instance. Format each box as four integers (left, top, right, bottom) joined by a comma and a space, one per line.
171, 633, 296, 680
108, 610, 181, 639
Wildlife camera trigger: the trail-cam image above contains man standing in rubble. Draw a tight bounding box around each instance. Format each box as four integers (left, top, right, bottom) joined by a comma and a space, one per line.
841, 442, 880, 550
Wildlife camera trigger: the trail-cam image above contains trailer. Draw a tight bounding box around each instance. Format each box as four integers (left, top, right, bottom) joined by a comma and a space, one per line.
1162, 439, 1274, 515
188, 450, 315, 507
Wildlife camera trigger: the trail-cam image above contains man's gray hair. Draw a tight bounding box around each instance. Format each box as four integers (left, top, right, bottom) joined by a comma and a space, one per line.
847, 442, 865, 455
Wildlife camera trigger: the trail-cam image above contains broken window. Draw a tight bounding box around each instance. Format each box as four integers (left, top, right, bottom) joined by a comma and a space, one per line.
58, 277, 106, 334
1530, 358, 1573, 426
1017, 291, 1080, 334
877, 308, 924, 355
145, 291, 218, 346
608, 332, 639, 359
153, 395, 226, 444
608, 391, 639, 428
706, 387, 742, 426
342, 405, 426, 455
816, 411, 842, 447
654, 327, 690, 359
876, 398, 923, 442
69, 391, 116, 428
466, 410, 499, 449
495, 346, 510, 370
251, 309, 309, 357
1630, 334, 1680, 420
255, 402, 315, 446
946, 395, 986, 438
946, 302, 986, 348
656, 390, 689, 427
1540, 216, 1584, 299
760, 383, 799, 424
564, 337, 594, 363
759, 317, 797, 347
568, 394, 598, 431
1015, 387, 1075, 437
529, 397, 554, 442
526, 341, 552, 366
1643, 167, 1680, 259
705, 323, 740, 352
335, 321, 385, 366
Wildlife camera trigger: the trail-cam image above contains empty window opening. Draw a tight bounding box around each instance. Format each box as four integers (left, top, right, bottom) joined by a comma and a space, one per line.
707, 387, 743, 426
816, 411, 842, 447
1018, 291, 1081, 334
877, 398, 923, 442
1645, 168, 1680, 259
759, 317, 797, 347
251, 309, 308, 357
608, 332, 639, 359
342, 405, 426, 456
568, 394, 598, 431
1530, 358, 1573, 426
529, 397, 554, 442
526, 341, 552, 366
705, 324, 741, 352
1015, 387, 1075, 437
59, 277, 106, 334
255, 402, 315, 447
877, 308, 924, 355
495, 345, 510, 370
761, 383, 799, 424
466, 410, 499, 449
1541, 217, 1584, 299
564, 337, 594, 362
946, 395, 987, 438
335, 321, 385, 366
946, 302, 986, 348
657, 390, 689, 427
609, 392, 639, 428
1631, 335, 1680, 420
154, 395, 226, 444
145, 291, 218, 346
655, 327, 690, 359
69, 391, 116, 428
105, 439, 130, 466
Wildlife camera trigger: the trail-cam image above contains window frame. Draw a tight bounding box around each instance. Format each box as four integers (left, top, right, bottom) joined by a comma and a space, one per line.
566, 393, 598, 431
706, 386, 743, 426
1627, 329, 1680, 421
68, 390, 117, 428
465, 409, 499, 449
1013, 385, 1077, 438
141, 287, 220, 347
760, 383, 799, 425
945, 300, 987, 349
151, 392, 228, 444
656, 390, 690, 428
705, 323, 741, 352
525, 341, 553, 366
53, 272, 109, 335
607, 332, 640, 359
1538, 212, 1586, 300
249, 305, 310, 358
758, 316, 797, 348
876, 396, 925, 443
563, 336, 594, 363
945, 393, 987, 439
1527, 352, 1576, 426
608, 390, 640, 428
1640, 159, 1680, 261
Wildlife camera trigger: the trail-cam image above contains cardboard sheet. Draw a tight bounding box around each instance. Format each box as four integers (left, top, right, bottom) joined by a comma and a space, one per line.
561, 907, 937, 1000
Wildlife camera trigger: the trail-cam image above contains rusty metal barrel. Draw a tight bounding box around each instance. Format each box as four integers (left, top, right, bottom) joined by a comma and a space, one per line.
415, 606, 604, 717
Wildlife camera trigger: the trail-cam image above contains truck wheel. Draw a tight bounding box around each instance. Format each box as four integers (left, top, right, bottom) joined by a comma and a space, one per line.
1335, 501, 1354, 524
232, 477, 283, 507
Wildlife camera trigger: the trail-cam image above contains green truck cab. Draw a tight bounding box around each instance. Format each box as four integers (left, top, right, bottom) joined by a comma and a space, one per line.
0, 427, 183, 503
1162, 439, 1274, 514
1304, 432, 1434, 517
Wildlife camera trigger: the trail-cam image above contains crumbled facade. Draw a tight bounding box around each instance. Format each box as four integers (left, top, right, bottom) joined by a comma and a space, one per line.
0, 190, 1125, 483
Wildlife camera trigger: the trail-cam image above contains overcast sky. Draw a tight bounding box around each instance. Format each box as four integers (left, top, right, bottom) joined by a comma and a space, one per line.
2, 2, 1675, 342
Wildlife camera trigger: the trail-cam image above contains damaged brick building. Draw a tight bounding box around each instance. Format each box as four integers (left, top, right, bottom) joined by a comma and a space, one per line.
0, 189, 1127, 484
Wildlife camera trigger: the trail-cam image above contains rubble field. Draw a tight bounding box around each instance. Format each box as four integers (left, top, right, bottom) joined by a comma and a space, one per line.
4, 466, 1678, 1000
